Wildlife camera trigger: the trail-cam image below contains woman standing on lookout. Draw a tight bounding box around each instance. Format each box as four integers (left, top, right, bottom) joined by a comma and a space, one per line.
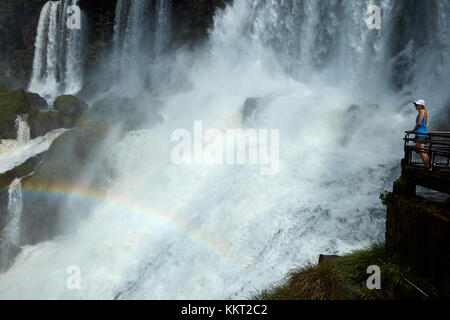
407, 99, 431, 169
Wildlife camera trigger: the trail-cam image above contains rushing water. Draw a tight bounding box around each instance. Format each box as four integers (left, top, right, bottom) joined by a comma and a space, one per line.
0, 128, 67, 174
0, 0, 449, 299
0, 179, 23, 271
28, 0, 86, 102
14, 116, 30, 147
111, 0, 172, 96
2, 179, 23, 247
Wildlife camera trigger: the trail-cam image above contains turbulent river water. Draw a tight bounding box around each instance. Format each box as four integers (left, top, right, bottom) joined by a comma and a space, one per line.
0, 0, 449, 299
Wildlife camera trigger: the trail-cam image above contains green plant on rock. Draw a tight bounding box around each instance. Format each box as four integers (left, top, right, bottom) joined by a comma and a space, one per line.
0, 85, 31, 139
253, 243, 439, 300
27, 107, 60, 138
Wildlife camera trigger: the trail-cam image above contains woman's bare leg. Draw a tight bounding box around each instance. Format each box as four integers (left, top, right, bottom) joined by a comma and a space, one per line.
415, 141, 430, 168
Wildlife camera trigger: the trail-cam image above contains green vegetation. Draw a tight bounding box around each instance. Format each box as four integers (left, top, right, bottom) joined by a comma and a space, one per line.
0, 73, 10, 88
0, 0, 231, 88
255, 171, 449, 301
253, 243, 439, 300
27, 108, 60, 138
54, 95, 88, 127
27, 95, 87, 138
0, 85, 31, 139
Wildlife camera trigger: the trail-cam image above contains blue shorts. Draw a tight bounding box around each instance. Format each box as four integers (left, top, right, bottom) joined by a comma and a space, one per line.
415, 135, 429, 143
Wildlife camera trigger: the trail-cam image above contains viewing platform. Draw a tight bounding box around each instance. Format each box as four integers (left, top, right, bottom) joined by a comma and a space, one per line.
385, 131, 450, 297
402, 131, 450, 195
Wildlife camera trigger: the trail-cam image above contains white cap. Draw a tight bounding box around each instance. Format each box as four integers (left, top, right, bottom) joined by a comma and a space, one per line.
413, 99, 426, 106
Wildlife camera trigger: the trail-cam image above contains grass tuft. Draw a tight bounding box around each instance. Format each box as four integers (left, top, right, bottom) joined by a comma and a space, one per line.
252, 242, 439, 300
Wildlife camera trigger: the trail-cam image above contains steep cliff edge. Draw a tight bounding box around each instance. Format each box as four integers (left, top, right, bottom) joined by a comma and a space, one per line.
383, 169, 450, 297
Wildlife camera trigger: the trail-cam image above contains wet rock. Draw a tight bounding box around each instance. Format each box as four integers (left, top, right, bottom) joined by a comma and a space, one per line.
0, 189, 7, 230
26, 91, 48, 109
0, 242, 21, 272
242, 97, 271, 127
21, 121, 113, 245
27, 108, 60, 138
0, 156, 41, 251
0, 86, 31, 139
340, 103, 380, 146
53, 95, 88, 127
81, 97, 163, 131
0, 156, 41, 190
20, 97, 162, 246
28, 95, 87, 138
242, 97, 262, 124
318, 255, 341, 266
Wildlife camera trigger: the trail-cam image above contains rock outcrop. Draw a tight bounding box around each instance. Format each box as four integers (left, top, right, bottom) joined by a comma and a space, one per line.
81, 97, 162, 131
26, 91, 48, 109
20, 121, 113, 245
27, 95, 87, 138
53, 95, 88, 127
20, 97, 162, 245
0, 156, 41, 246
0, 156, 41, 191
0, 85, 31, 139
383, 170, 450, 298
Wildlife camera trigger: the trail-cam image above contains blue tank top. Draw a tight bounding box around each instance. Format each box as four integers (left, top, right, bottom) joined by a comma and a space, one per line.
416, 114, 428, 136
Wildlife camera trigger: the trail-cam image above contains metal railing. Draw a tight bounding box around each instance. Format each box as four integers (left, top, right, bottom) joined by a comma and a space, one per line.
403, 131, 450, 174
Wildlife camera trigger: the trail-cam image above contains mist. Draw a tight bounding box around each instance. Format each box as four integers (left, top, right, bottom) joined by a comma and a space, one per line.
0, 0, 449, 299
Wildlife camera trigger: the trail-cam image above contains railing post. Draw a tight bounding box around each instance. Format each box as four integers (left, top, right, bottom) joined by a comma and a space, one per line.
428, 134, 433, 171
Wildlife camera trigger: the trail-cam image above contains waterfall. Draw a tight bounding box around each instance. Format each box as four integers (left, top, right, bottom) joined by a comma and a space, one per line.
113, 0, 172, 57
113, 0, 152, 70
246, 0, 449, 92
1, 0, 449, 299
28, 0, 86, 102
2, 179, 23, 247
0, 179, 23, 270
15, 116, 30, 147
154, 0, 172, 56
112, 0, 172, 88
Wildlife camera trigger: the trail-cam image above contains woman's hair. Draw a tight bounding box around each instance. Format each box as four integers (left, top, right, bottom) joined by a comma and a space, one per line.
417, 105, 430, 127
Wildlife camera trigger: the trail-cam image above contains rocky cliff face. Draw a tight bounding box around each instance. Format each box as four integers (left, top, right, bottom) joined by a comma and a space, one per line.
383, 171, 450, 298
0, 0, 47, 87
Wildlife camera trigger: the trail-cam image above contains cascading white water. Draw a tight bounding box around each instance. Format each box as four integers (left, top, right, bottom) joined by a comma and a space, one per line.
0, 0, 449, 299
113, 0, 152, 78
114, 0, 172, 59
0, 128, 67, 174
154, 0, 172, 56
28, 0, 86, 102
14, 116, 30, 147
2, 179, 23, 247
111, 0, 172, 95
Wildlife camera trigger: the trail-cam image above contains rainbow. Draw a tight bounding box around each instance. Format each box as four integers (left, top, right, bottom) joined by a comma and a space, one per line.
19, 182, 256, 282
